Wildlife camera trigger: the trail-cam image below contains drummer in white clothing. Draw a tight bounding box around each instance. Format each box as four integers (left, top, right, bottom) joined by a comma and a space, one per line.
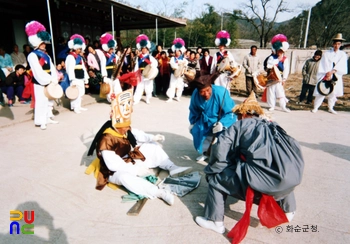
265, 34, 291, 113
166, 38, 188, 102
25, 20, 59, 130
210, 30, 237, 91
65, 34, 89, 114
133, 34, 158, 105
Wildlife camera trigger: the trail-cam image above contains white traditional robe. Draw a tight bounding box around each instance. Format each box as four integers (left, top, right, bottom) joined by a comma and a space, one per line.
133, 54, 158, 103
266, 55, 290, 109
102, 128, 173, 199
27, 51, 58, 126
65, 54, 89, 110
210, 50, 237, 91
166, 56, 188, 99
314, 49, 348, 97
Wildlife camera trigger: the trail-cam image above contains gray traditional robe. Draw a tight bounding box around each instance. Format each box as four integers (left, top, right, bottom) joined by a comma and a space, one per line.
205, 118, 304, 212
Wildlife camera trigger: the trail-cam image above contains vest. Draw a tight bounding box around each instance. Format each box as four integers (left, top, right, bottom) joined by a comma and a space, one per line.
31, 50, 51, 86
138, 54, 151, 73
68, 52, 84, 79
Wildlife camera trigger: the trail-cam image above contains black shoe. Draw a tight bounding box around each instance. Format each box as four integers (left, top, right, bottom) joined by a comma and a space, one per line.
305, 102, 311, 105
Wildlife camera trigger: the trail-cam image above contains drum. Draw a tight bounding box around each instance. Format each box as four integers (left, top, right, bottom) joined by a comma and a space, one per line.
44, 82, 63, 100
100, 82, 111, 95
65, 85, 79, 100
228, 64, 242, 78
253, 71, 268, 90
253, 66, 282, 89
173, 61, 186, 78
217, 58, 231, 72
142, 64, 159, 80
317, 79, 334, 96
183, 67, 196, 81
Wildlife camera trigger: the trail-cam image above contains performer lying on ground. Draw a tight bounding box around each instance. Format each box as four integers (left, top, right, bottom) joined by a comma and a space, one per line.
195, 91, 304, 243
88, 89, 192, 205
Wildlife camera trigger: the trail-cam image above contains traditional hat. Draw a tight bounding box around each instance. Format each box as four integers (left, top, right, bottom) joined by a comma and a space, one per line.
25, 21, 51, 49
215, 30, 231, 47
136, 34, 151, 50
100, 33, 117, 52
171, 38, 186, 53
332, 33, 346, 42
271, 34, 289, 53
192, 71, 220, 90
232, 91, 264, 116
110, 89, 133, 129
68, 34, 86, 50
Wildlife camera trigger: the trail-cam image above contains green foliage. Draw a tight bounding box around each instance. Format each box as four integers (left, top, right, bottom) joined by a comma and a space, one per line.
120, 3, 238, 49
276, 0, 350, 48
120, 0, 349, 50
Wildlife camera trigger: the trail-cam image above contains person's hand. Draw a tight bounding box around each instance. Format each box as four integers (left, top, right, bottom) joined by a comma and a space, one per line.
212, 122, 223, 133
84, 80, 89, 84
325, 71, 333, 80
153, 134, 165, 142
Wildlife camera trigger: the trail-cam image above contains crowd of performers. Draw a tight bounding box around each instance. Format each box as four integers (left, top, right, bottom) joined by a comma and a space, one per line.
3, 19, 347, 243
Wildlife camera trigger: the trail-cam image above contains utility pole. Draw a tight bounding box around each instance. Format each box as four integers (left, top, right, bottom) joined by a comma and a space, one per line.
304, 8, 312, 48
298, 18, 305, 48
156, 18, 158, 45
221, 12, 223, 30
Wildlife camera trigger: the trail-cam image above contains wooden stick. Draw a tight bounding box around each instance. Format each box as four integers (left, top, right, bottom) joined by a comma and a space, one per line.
126, 168, 166, 216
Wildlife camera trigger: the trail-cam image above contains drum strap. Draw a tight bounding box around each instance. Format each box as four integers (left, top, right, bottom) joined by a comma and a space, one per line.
174, 55, 183, 63
216, 52, 224, 64
105, 52, 116, 66
138, 54, 151, 67
32, 50, 51, 86
68, 52, 83, 65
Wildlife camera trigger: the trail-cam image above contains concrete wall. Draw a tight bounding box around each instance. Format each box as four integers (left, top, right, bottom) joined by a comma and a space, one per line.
208, 49, 350, 74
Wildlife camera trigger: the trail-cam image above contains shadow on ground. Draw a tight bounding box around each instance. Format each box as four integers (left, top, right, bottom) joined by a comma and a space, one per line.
2, 201, 68, 244
300, 141, 350, 161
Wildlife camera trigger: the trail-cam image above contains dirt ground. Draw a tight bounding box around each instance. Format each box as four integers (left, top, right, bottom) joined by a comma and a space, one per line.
231, 73, 350, 111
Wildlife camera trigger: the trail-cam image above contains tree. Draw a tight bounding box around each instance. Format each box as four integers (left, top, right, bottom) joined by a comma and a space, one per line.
275, 0, 350, 48
234, 0, 290, 48
309, 0, 350, 48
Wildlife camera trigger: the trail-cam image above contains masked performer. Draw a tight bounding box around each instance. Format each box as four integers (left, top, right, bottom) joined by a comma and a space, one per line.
87, 89, 192, 205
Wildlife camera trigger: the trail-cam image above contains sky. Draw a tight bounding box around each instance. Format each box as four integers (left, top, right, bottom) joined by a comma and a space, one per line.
122, 0, 321, 22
